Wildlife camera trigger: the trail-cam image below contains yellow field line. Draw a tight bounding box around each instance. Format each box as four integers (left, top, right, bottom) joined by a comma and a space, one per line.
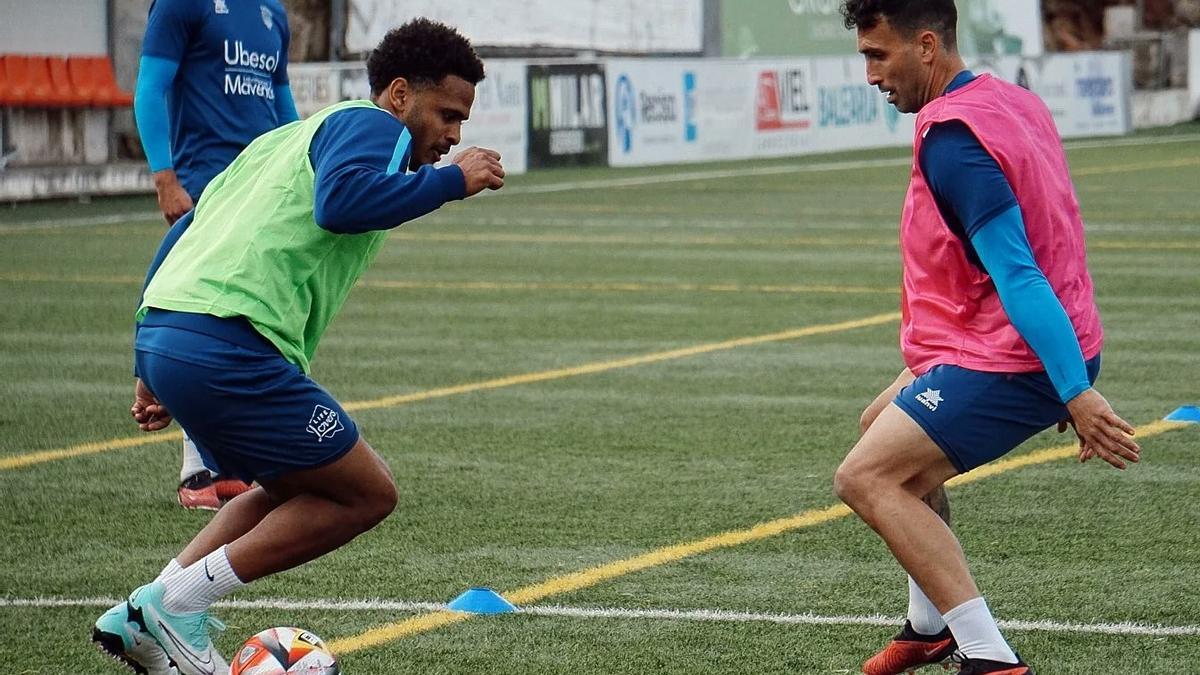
0, 430, 184, 472
342, 312, 899, 414
0, 313, 900, 472
1073, 156, 1200, 176
328, 419, 1191, 654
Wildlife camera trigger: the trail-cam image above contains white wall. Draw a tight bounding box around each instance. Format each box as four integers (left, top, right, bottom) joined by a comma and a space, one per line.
0, 0, 109, 55
346, 0, 703, 55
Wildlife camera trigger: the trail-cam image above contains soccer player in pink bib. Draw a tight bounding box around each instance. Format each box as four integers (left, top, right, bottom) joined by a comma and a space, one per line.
834, 2, 1141, 674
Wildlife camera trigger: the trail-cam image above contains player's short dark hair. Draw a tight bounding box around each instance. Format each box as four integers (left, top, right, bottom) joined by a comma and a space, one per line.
367, 18, 485, 95
840, 0, 958, 50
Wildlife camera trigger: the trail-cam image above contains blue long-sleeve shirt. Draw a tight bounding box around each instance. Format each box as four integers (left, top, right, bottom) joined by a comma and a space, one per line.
919, 71, 1090, 403
308, 106, 466, 232
135, 0, 295, 199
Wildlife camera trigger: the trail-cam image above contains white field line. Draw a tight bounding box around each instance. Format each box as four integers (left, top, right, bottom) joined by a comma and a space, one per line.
0, 211, 161, 233
5, 596, 1198, 638
5, 131, 1199, 232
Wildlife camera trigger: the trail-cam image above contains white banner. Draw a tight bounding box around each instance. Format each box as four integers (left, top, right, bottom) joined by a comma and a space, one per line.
346, 0, 703, 55
453, 60, 528, 175
287, 60, 528, 174
606, 60, 753, 167
970, 52, 1133, 137
606, 51, 1132, 168
750, 57, 915, 158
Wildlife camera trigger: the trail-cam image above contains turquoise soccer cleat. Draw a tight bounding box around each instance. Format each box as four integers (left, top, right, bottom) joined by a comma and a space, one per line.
92, 599, 179, 675
127, 582, 229, 675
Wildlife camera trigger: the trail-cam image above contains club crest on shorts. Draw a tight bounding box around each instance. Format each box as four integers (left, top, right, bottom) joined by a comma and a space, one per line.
213, 0, 229, 14
916, 388, 943, 412
306, 405, 345, 442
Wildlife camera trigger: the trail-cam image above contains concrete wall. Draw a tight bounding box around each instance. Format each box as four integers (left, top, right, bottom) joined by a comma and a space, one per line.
0, 0, 108, 54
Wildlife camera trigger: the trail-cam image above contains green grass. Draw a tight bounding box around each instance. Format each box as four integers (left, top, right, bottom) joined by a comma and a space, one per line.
1, 124, 1198, 673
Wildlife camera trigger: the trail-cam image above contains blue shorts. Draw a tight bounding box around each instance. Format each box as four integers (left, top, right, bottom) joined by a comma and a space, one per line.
134, 310, 360, 483
894, 356, 1101, 473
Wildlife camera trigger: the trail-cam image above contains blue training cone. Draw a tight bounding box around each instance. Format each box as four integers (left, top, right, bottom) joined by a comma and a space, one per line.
447, 587, 517, 615
1165, 406, 1200, 423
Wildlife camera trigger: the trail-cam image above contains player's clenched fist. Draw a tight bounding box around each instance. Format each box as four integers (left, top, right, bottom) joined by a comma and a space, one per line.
453, 146, 505, 196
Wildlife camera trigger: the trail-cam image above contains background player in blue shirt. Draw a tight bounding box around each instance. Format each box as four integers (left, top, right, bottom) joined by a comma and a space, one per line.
135, 0, 300, 510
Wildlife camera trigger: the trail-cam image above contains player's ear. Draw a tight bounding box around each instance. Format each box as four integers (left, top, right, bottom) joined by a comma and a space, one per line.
387, 78, 411, 115
918, 30, 939, 63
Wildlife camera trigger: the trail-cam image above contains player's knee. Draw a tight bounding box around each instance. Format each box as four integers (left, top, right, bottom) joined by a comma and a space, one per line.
358, 481, 398, 531
833, 461, 867, 507
858, 408, 875, 436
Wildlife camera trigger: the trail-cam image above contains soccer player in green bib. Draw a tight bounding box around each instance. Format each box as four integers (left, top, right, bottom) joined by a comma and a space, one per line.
93, 19, 505, 674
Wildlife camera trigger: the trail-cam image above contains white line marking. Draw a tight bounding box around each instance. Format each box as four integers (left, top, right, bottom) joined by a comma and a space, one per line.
0, 212, 161, 233
4, 132, 1198, 232
7, 596, 1197, 637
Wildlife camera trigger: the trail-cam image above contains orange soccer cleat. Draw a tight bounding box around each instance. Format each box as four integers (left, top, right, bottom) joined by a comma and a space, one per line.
862, 621, 957, 675
177, 472, 221, 511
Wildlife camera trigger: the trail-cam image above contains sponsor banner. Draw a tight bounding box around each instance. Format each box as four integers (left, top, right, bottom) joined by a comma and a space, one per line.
723, 0, 1042, 58
288, 60, 529, 174
455, 60, 529, 175
346, 0, 702, 55
528, 63, 608, 168
607, 60, 753, 167
288, 62, 368, 118
970, 51, 1132, 137
751, 57, 915, 157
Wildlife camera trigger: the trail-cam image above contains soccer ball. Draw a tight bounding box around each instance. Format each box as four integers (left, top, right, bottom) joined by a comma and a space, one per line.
230, 627, 340, 675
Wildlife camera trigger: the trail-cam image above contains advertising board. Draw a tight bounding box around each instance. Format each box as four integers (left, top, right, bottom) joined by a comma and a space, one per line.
528, 63, 608, 168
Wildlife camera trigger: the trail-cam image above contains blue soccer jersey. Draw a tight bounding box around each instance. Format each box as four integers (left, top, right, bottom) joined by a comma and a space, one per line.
141, 0, 291, 197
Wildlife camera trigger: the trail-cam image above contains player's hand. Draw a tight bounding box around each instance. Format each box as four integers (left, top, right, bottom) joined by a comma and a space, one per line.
153, 169, 194, 225
452, 147, 505, 196
132, 378, 173, 432
1065, 388, 1139, 469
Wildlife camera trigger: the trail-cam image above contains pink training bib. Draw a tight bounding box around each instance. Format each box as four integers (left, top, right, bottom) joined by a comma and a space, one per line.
899, 74, 1103, 375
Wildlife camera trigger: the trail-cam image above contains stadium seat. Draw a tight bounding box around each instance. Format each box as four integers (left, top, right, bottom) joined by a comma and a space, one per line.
65, 55, 103, 106
47, 56, 89, 107
0, 55, 17, 106
1, 55, 51, 107
88, 56, 134, 107
2, 54, 128, 108
66, 55, 133, 107
27, 56, 72, 107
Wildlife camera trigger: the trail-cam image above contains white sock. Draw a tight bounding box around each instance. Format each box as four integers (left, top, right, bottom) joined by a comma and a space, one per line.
943, 596, 1018, 663
161, 546, 245, 614
156, 559, 184, 583
180, 434, 211, 483
907, 576, 948, 634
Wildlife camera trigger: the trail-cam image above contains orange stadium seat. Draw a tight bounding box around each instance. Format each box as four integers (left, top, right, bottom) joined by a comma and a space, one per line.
26, 56, 72, 107
65, 55, 103, 106
1, 55, 51, 107
2, 54, 129, 108
47, 56, 89, 107
66, 55, 133, 107
0, 55, 16, 106
88, 56, 134, 107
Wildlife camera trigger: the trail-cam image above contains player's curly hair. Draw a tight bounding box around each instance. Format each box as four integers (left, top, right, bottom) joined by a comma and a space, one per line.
367, 18, 485, 95
840, 0, 958, 50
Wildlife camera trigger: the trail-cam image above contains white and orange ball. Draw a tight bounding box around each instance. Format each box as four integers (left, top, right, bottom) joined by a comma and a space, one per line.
230, 627, 340, 675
